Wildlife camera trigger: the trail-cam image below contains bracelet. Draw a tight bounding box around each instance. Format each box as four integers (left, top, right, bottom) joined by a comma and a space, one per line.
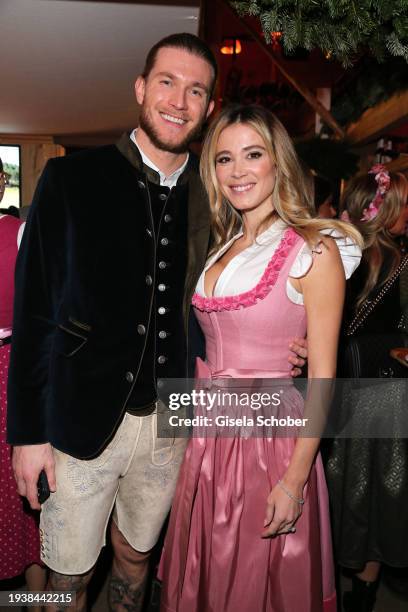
278, 479, 305, 505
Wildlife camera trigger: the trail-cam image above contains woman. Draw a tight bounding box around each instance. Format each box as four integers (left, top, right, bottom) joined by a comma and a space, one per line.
159, 105, 362, 612
326, 166, 408, 612
0, 158, 46, 603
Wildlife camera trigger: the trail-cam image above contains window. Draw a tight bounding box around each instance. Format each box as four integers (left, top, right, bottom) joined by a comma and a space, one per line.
0, 145, 21, 208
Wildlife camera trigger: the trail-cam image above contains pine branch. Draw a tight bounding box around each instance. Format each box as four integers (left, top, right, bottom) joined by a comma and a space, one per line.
230, 0, 408, 65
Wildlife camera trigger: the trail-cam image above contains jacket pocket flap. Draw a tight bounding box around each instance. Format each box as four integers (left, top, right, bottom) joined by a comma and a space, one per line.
68, 317, 92, 332
56, 324, 88, 357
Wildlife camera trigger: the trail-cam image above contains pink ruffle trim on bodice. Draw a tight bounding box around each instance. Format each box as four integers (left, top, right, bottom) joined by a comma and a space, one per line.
192, 227, 298, 313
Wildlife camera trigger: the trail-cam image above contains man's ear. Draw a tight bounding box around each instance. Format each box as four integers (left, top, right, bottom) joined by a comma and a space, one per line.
135, 76, 145, 106
206, 99, 215, 120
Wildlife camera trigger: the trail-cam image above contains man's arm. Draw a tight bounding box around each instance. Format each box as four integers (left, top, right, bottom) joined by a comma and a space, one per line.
288, 337, 308, 377
7, 159, 65, 508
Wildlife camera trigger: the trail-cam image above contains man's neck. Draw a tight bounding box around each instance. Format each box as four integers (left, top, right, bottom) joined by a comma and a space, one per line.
135, 128, 188, 177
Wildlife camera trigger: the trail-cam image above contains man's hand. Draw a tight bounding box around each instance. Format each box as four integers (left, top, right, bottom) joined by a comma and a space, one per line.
12, 443, 56, 510
288, 337, 308, 377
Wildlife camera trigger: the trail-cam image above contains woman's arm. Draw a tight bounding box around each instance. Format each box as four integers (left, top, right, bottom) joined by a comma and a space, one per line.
262, 237, 345, 537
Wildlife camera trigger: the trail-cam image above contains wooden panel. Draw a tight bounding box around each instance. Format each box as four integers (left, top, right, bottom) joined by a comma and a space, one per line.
1, 135, 65, 207
347, 90, 408, 145
0, 134, 55, 144
386, 154, 408, 174
21, 143, 65, 206
61, 0, 200, 5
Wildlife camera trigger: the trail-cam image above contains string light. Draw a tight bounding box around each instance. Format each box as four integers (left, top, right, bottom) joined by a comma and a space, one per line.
220, 38, 242, 55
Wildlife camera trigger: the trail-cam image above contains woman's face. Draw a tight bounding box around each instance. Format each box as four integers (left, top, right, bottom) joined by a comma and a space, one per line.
389, 195, 408, 236
215, 123, 276, 216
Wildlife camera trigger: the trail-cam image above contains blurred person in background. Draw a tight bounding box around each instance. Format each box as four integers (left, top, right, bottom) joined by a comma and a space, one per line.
326, 165, 408, 612
0, 157, 46, 608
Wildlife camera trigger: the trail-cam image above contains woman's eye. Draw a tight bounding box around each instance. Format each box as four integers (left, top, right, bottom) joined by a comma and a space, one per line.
248, 151, 262, 159
216, 156, 231, 164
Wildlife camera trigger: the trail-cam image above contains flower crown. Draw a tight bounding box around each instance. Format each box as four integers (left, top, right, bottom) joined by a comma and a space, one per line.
360, 163, 391, 221
340, 164, 391, 223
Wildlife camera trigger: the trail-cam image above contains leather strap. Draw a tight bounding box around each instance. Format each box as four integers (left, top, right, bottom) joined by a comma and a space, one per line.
347, 255, 408, 336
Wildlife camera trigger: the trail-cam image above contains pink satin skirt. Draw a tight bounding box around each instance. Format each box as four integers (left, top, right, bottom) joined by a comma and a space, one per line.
159, 430, 337, 611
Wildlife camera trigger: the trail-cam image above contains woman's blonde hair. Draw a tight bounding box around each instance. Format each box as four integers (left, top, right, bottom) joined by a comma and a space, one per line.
341, 171, 408, 310
200, 104, 362, 256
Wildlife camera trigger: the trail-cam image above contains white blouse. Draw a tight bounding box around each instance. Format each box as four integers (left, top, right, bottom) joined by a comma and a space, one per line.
195, 219, 362, 305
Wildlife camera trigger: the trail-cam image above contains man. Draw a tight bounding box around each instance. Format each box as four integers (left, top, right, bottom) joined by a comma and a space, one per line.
8, 33, 216, 611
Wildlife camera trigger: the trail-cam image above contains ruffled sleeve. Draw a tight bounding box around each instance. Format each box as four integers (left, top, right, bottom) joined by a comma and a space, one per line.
287, 229, 362, 305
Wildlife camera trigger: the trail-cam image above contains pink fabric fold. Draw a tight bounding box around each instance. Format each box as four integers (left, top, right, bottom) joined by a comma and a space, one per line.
195, 356, 292, 383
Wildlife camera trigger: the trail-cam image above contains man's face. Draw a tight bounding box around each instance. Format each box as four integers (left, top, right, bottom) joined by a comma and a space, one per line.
135, 47, 215, 154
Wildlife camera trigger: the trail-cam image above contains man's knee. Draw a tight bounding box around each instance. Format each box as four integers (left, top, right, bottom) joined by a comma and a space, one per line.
111, 521, 152, 570
48, 568, 94, 593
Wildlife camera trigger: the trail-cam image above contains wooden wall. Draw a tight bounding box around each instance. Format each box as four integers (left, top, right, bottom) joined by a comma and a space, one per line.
0, 134, 65, 207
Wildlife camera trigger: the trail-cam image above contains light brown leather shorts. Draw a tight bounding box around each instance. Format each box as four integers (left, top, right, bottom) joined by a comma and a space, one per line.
40, 411, 187, 574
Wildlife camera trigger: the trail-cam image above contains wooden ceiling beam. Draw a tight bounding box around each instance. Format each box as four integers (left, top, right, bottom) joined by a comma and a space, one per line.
57, 0, 200, 6
347, 89, 408, 145
386, 154, 408, 173
0, 134, 55, 144
221, 0, 345, 139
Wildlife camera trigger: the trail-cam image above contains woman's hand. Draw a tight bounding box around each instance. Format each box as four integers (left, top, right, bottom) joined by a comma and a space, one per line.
261, 480, 303, 538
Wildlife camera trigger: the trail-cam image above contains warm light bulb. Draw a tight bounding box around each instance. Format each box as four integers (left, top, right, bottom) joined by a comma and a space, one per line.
220, 39, 242, 55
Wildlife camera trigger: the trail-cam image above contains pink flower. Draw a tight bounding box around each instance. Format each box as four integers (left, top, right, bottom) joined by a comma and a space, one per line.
360, 164, 391, 222
361, 202, 380, 221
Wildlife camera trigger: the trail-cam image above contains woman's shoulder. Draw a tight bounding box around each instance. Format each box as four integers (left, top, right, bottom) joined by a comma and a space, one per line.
289, 227, 362, 281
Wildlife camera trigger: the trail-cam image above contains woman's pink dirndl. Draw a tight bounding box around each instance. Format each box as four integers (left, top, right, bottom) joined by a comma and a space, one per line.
159, 228, 336, 612
0, 215, 42, 579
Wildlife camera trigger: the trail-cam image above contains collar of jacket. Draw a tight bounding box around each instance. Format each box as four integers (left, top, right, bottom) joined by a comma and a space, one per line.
116, 132, 210, 332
